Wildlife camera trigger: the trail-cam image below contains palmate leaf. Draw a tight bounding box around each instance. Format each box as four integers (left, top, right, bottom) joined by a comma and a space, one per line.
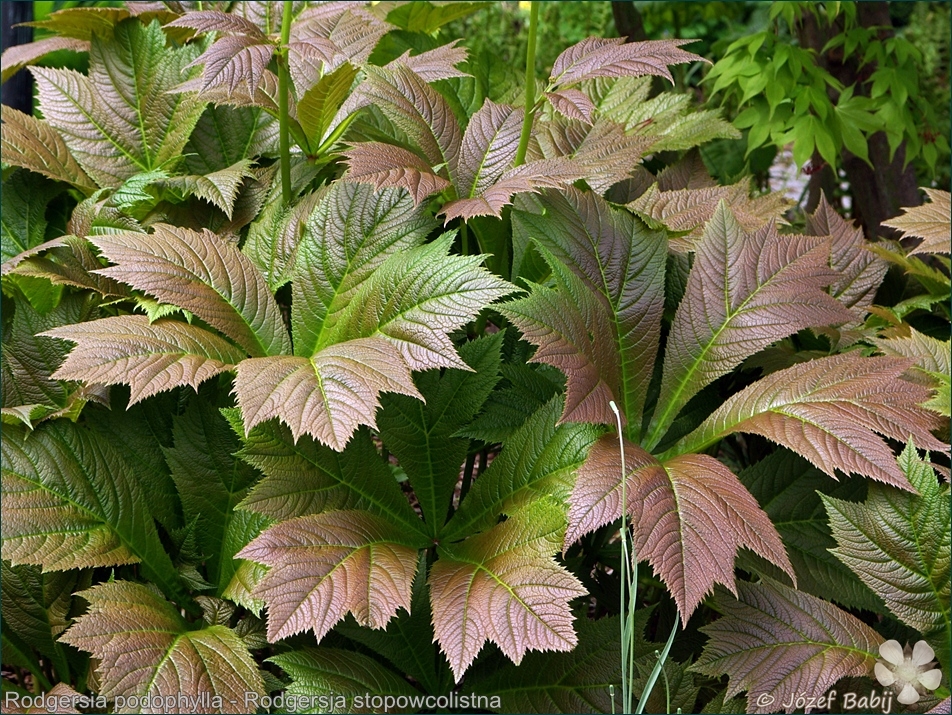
504, 189, 666, 432
377, 333, 503, 536
1, 170, 63, 264
1, 561, 75, 677
291, 182, 437, 357
822, 442, 951, 636
227, 412, 422, 532
320, 233, 514, 370
667, 353, 946, 489
530, 118, 655, 195
430, 500, 586, 682
61, 581, 264, 714
32, 19, 203, 187
566, 435, 794, 620
271, 648, 419, 714
385, 2, 483, 33
1, 422, 185, 603
454, 98, 523, 199
342, 142, 451, 205
550, 37, 704, 87
186, 35, 276, 100
0, 107, 97, 192
238, 510, 426, 642
645, 202, 851, 448
184, 104, 278, 176
882, 188, 951, 255
165, 400, 268, 594
627, 181, 789, 251
692, 579, 883, 714
234, 338, 422, 450
737, 449, 884, 613
44, 316, 246, 405
445, 397, 599, 541
90, 224, 290, 357
1, 36, 89, 83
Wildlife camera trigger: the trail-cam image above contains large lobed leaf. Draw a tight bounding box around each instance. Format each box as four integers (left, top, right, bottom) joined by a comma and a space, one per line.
646, 202, 852, 448
549, 37, 705, 87
692, 579, 883, 714
90, 224, 290, 357
233, 337, 422, 450
505, 189, 666, 433
31, 19, 204, 187
1, 422, 185, 603
882, 188, 951, 255
61, 581, 264, 714
44, 316, 246, 405
0, 106, 97, 192
291, 182, 437, 357
237, 510, 426, 643
567, 435, 794, 620
430, 500, 586, 682
822, 442, 951, 637
668, 353, 946, 489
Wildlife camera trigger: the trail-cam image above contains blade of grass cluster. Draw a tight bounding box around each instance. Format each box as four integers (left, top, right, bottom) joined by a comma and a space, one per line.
514, 0, 539, 167
278, 0, 293, 204
610, 400, 638, 714
637, 615, 680, 714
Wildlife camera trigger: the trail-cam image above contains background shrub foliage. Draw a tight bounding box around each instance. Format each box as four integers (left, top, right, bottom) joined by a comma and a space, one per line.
0, 2, 949, 713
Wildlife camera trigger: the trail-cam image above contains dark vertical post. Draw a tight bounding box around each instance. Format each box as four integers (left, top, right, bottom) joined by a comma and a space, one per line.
1, 1, 35, 115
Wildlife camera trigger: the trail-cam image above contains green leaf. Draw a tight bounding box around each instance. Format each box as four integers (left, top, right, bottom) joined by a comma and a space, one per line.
692, 579, 883, 713
822, 442, 951, 639
291, 182, 436, 358
166, 159, 255, 219
1, 421, 186, 604
1, 170, 64, 263
184, 104, 278, 176
85, 392, 181, 531
229, 412, 425, 534
1, 561, 74, 679
507, 189, 665, 435
737, 449, 884, 613
430, 500, 586, 682
323, 233, 515, 369
61, 581, 263, 713
271, 648, 419, 713
386, 2, 484, 33
298, 63, 358, 147
462, 616, 622, 713
90, 224, 290, 357
31, 20, 203, 187
377, 332, 503, 536
166, 400, 268, 595
1, 294, 96, 420
445, 397, 599, 541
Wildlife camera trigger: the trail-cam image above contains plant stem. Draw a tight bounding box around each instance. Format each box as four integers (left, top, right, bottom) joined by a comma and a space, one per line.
514, 1, 539, 167
636, 614, 680, 714
277, 0, 293, 205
